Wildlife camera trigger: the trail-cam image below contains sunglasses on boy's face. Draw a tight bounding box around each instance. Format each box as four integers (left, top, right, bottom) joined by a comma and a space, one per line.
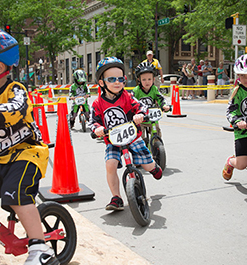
103, 76, 125, 83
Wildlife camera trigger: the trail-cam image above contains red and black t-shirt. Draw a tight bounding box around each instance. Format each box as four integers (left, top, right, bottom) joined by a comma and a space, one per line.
89, 90, 148, 145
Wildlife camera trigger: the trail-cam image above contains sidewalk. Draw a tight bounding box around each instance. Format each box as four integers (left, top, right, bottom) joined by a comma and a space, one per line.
0, 205, 151, 265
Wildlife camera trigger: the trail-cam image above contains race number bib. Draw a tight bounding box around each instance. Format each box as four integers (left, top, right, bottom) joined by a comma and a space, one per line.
148, 108, 163, 122
109, 122, 137, 146
75, 97, 85, 105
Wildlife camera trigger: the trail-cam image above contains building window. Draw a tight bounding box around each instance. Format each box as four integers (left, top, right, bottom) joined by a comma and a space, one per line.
96, 52, 101, 66
95, 19, 100, 40
181, 39, 191, 52
79, 56, 84, 69
87, 53, 92, 82
199, 43, 208, 52
66, 58, 70, 84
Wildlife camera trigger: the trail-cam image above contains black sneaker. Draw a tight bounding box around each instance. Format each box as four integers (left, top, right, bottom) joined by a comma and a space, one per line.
105, 196, 124, 211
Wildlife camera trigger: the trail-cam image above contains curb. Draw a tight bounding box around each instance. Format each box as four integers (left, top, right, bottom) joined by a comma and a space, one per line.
0, 205, 151, 265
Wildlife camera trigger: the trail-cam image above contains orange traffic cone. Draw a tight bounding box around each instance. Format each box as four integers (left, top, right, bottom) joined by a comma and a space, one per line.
46, 88, 56, 113
171, 85, 176, 105
223, 123, 234, 132
38, 98, 95, 202
167, 85, 187, 118
36, 93, 50, 144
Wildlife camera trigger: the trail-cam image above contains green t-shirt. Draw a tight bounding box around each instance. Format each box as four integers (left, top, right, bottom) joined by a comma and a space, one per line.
132, 84, 167, 109
227, 84, 247, 140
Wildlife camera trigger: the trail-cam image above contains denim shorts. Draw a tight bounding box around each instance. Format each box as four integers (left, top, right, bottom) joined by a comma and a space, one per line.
105, 137, 154, 168
0, 161, 41, 212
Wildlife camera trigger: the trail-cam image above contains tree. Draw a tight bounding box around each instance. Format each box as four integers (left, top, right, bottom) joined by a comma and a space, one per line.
14, 0, 92, 84
173, 0, 247, 61
94, 0, 156, 63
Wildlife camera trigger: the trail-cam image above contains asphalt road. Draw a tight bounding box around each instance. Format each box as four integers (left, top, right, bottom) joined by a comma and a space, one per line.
41, 95, 247, 265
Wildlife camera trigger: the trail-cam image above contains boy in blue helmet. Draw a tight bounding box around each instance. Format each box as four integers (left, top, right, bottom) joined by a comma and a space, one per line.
89, 57, 163, 211
0, 31, 59, 265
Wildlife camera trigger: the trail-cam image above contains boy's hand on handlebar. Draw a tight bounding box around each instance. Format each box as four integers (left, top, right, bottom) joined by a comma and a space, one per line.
236, 121, 247, 130
69, 96, 75, 100
133, 114, 144, 125
163, 105, 171, 112
95, 126, 105, 137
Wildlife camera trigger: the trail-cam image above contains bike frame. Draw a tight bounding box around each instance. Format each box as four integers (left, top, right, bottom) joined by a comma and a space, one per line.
145, 120, 163, 154
0, 212, 64, 256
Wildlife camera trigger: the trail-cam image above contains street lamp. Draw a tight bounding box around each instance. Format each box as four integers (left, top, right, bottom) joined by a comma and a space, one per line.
39, 58, 43, 85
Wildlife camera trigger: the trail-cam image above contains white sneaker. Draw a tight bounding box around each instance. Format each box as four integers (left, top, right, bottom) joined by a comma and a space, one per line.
24, 243, 60, 265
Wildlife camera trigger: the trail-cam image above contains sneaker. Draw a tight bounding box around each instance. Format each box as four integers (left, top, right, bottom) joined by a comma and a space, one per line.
24, 243, 60, 265
105, 196, 124, 211
222, 156, 234, 181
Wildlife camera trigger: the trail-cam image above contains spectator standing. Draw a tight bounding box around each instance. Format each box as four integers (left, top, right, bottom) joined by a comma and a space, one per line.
201, 59, 213, 98
191, 58, 198, 97
186, 63, 195, 99
181, 63, 189, 100
197, 59, 204, 97
142, 50, 164, 90
216, 62, 228, 98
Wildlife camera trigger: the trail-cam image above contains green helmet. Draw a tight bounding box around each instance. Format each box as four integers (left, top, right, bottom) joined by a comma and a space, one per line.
73, 69, 87, 84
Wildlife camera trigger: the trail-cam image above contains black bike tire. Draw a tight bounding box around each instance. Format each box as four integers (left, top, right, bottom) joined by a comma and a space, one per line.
153, 141, 166, 171
37, 201, 77, 265
81, 115, 86, 132
126, 178, 150, 227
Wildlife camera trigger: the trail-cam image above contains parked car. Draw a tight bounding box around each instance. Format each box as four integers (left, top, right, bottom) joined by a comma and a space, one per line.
158, 74, 182, 94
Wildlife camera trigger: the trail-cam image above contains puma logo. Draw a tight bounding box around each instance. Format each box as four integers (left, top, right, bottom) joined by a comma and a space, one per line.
4, 191, 16, 200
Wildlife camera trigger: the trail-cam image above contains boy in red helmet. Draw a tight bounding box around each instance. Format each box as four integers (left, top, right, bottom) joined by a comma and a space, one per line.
0, 30, 59, 264
89, 57, 162, 211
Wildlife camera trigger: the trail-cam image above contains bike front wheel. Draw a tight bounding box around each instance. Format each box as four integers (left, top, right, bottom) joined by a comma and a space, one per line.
153, 141, 166, 171
80, 114, 86, 132
126, 177, 150, 227
38, 201, 77, 265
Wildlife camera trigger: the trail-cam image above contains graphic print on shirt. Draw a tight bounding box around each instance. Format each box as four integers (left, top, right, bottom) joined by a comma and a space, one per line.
138, 96, 153, 108
104, 106, 127, 128
0, 84, 34, 155
240, 98, 247, 117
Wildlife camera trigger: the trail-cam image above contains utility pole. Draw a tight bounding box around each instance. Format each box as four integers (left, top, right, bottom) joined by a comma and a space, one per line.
155, 2, 159, 60
25, 30, 30, 88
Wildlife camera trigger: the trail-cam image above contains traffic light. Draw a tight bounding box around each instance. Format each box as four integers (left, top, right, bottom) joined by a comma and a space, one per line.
184, 4, 189, 14
148, 42, 153, 51
4, 25, 11, 35
225, 17, 234, 29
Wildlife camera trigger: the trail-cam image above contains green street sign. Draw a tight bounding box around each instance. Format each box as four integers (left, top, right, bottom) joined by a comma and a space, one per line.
158, 17, 170, 26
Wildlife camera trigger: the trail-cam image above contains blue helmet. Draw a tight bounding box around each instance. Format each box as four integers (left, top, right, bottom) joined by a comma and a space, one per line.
0, 30, 19, 67
96, 57, 125, 83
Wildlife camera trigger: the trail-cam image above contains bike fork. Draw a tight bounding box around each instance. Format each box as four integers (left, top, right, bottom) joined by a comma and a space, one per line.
122, 148, 135, 178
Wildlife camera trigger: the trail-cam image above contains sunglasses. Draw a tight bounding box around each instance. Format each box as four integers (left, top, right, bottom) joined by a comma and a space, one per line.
103, 76, 125, 83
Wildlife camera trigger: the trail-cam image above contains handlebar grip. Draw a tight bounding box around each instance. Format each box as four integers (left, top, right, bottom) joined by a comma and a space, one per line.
91, 132, 97, 139
143, 115, 149, 122
91, 128, 109, 139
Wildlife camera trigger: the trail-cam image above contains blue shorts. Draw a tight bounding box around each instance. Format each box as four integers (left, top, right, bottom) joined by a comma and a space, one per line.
105, 137, 154, 168
0, 161, 41, 212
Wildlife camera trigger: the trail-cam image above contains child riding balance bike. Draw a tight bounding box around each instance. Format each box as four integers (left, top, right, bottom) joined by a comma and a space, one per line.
69, 69, 90, 129
132, 61, 171, 170
89, 57, 163, 215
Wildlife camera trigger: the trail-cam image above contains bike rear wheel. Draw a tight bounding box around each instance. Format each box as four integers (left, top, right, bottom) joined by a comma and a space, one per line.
38, 201, 77, 265
153, 141, 166, 171
126, 177, 150, 227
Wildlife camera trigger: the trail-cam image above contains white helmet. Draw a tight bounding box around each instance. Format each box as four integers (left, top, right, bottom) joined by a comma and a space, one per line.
234, 54, 247, 74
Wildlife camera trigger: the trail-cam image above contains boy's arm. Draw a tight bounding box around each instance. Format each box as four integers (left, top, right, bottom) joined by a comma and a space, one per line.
226, 95, 243, 126
154, 86, 167, 109
0, 83, 32, 121
88, 104, 104, 133
130, 93, 148, 116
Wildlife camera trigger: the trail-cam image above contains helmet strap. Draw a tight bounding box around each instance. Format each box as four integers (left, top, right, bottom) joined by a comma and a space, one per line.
0, 70, 10, 80
101, 81, 123, 98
